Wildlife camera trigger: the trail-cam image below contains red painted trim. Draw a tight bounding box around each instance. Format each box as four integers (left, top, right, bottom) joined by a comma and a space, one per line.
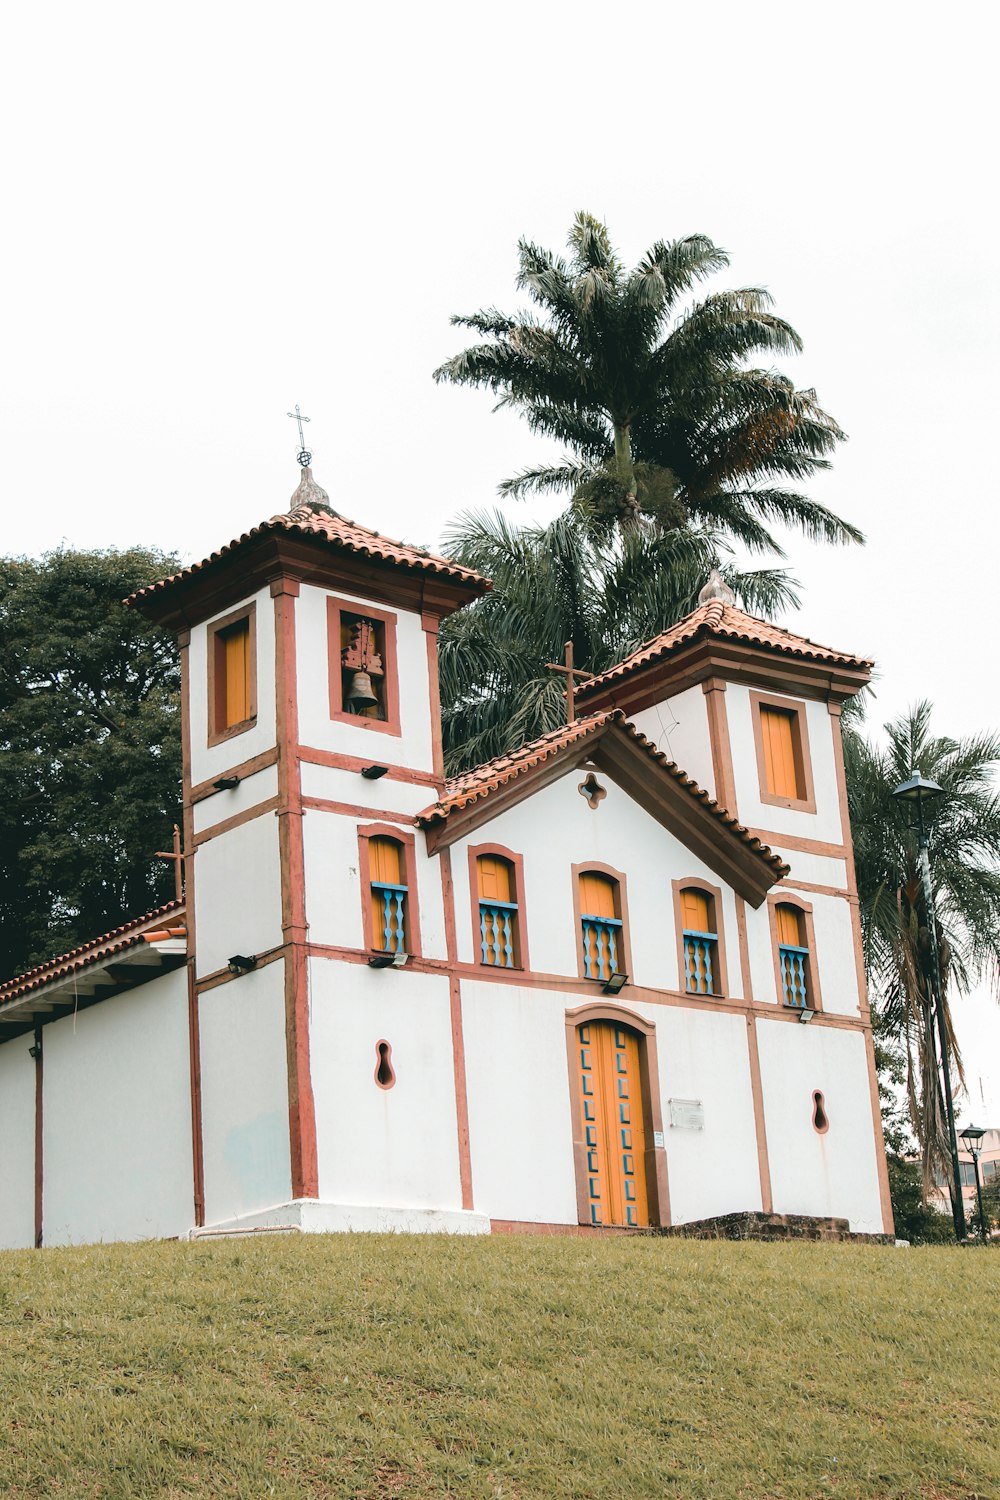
33, 1022, 43, 1248
440, 846, 474, 1209
301, 795, 415, 827
273, 580, 319, 1200
425, 627, 446, 781
186, 961, 205, 1225
357, 822, 423, 958
466, 842, 530, 971
192, 795, 280, 847
189, 746, 279, 806
327, 595, 402, 738
298, 743, 442, 790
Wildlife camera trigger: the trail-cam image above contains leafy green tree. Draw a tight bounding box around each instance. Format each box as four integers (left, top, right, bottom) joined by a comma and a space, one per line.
435, 212, 861, 554
844, 702, 1000, 1197
0, 549, 182, 978
439, 508, 797, 772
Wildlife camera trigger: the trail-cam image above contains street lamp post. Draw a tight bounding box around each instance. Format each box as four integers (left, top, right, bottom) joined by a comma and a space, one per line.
959, 1124, 988, 1240
891, 770, 967, 1242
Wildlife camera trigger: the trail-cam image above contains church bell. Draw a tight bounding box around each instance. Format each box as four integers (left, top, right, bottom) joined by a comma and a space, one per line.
346, 670, 378, 710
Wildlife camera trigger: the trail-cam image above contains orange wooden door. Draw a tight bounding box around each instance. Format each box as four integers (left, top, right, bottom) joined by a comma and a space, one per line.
577, 1021, 649, 1228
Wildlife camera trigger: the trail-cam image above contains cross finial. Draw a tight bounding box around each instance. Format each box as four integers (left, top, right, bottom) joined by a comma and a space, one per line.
155, 823, 186, 903
287, 404, 312, 467
545, 640, 596, 724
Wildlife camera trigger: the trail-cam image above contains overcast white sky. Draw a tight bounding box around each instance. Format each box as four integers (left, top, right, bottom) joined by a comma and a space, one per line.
2, 1, 997, 1115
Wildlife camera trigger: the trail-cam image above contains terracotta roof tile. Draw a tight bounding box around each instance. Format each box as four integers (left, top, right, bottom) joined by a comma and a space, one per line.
579, 600, 872, 700
124, 504, 488, 607
417, 711, 788, 879
0, 900, 186, 1006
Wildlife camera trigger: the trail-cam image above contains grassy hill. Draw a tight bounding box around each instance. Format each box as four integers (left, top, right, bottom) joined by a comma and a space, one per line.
0, 1234, 997, 1499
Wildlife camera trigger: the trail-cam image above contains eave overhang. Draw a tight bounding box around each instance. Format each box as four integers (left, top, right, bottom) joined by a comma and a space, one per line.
417, 714, 788, 908
0, 904, 188, 1041
126, 523, 489, 633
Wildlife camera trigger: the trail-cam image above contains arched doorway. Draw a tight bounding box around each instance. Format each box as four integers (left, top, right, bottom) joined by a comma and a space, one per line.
576, 1020, 651, 1227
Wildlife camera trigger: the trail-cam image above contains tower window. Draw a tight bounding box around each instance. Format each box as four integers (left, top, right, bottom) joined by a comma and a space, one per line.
327, 598, 401, 736
578, 870, 624, 983
369, 836, 408, 953
775, 902, 812, 1009
750, 692, 816, 813
476, 852, 521, 968
208, 604, 256, 745
679, 887, 720, 995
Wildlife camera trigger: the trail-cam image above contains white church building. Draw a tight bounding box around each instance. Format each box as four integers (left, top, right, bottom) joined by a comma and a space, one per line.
0, 467, 894, 1247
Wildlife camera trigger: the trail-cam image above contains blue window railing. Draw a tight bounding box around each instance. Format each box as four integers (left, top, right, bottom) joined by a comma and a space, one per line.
581, 914, 623, 981
779, 943, 810, 1008
480, 899, 518, 967
683, 929, 719, 994
372, 881, 407, 953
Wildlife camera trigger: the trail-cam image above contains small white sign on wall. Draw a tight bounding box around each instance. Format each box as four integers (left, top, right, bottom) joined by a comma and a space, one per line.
668, 1098, 705, 1130
653, 1130, 665, 1149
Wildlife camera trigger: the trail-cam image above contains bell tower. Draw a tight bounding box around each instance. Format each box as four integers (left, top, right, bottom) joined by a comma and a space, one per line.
128, 459, 487, 1232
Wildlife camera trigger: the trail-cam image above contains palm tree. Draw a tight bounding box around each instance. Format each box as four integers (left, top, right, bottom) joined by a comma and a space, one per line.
434, 213, 862, 555
439, 507, 797, 773
844, 702, 1000, 1197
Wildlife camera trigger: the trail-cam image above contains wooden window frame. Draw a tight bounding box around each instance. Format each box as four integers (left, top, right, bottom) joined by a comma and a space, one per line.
767, 892, 822, 1012
328, 596, 402, 738
564, 1001, 671, 1228
749, 689, 817, 814
571, 862, 633, 985
468, 842, 529, 971
357, 823, 422, 957
671, 877, 729, 998
206, 602, 257, 748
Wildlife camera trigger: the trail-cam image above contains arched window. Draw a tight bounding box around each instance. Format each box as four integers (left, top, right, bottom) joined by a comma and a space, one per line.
476, 853, 520, 968
680, 887, 719, 995
578, 871, 623, 982
369, 836, 408, 953
775, 902, 810, 1009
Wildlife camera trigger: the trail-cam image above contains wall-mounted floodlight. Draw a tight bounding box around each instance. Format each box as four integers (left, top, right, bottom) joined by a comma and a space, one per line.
368, 952, 395, 969
227, 954, 258, 975
214, 776, 240, 792
798, 1007, 815, 1024
361, 765, 389, 780
602, 972, 628, 996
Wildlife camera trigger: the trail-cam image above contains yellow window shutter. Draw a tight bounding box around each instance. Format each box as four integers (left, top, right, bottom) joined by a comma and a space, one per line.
370, 837, 402, 886
761, 706, 802, 798
477, 855, 512, 903
681, 889, 711, 932
580, 872, 616, 918
776, 904, 806, 947
223, 622, 250, 727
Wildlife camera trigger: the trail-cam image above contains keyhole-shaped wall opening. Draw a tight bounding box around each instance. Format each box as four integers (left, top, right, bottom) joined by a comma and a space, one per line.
812, 1089, 829, 1133
374, 1040, 396, 1090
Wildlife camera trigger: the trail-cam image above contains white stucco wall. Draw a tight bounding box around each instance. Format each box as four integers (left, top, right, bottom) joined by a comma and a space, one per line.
310, 960, 462, 1209
299, 761, 433, 818
193, 764, 279, 838
0, 1036, 37, 1249
198, 960, 291, 1224
646, 1004, 763, 1223
42, 969, 193, 1246
194, 813, 284, 978
461, 979, 579, 1224
757, 1021, 885, 1233
295, 584, 436, 773
188, 587, 277, 787
302, 808, 447, 961
630, 684, 715, 794
726, 686, 845, 845
449, 769, 744, 996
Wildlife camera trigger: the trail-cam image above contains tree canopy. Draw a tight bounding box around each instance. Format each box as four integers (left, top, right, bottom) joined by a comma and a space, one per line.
435, 212, 861, 554
439, 508, 797, 772
844, 702, 1000, 1194
0, 549, 182, 979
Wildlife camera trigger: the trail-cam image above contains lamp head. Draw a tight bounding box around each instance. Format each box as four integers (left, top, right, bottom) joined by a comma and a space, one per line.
959, 1123, 987, 1151
601, 971, 628, 996
891, 769, 945, 806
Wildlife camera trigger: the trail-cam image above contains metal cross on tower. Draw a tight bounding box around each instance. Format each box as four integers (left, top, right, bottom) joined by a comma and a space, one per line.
287, 404, 312, 467
546, 640, 596, 724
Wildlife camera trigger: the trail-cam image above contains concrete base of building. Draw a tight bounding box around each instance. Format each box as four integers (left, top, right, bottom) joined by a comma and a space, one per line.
188, 1200, 492, 1239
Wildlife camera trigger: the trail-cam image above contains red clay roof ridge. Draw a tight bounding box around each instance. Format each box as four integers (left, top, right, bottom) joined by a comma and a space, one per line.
0, 898, 186, 1003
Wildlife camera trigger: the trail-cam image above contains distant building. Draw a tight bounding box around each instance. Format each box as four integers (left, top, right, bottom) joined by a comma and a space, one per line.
928, 1128, 999, 1221
0, 466, 893, 1247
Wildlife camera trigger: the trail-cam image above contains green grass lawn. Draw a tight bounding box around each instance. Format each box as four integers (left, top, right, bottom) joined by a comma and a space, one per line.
0, 1234, 996, 1499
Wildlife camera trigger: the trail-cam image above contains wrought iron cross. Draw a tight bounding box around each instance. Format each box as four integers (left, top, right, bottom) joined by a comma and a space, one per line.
287, 404, 312, 466
546, 640, 595, 724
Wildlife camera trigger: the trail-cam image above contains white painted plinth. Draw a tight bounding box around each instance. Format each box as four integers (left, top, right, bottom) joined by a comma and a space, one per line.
188, 1199, 492, 1239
